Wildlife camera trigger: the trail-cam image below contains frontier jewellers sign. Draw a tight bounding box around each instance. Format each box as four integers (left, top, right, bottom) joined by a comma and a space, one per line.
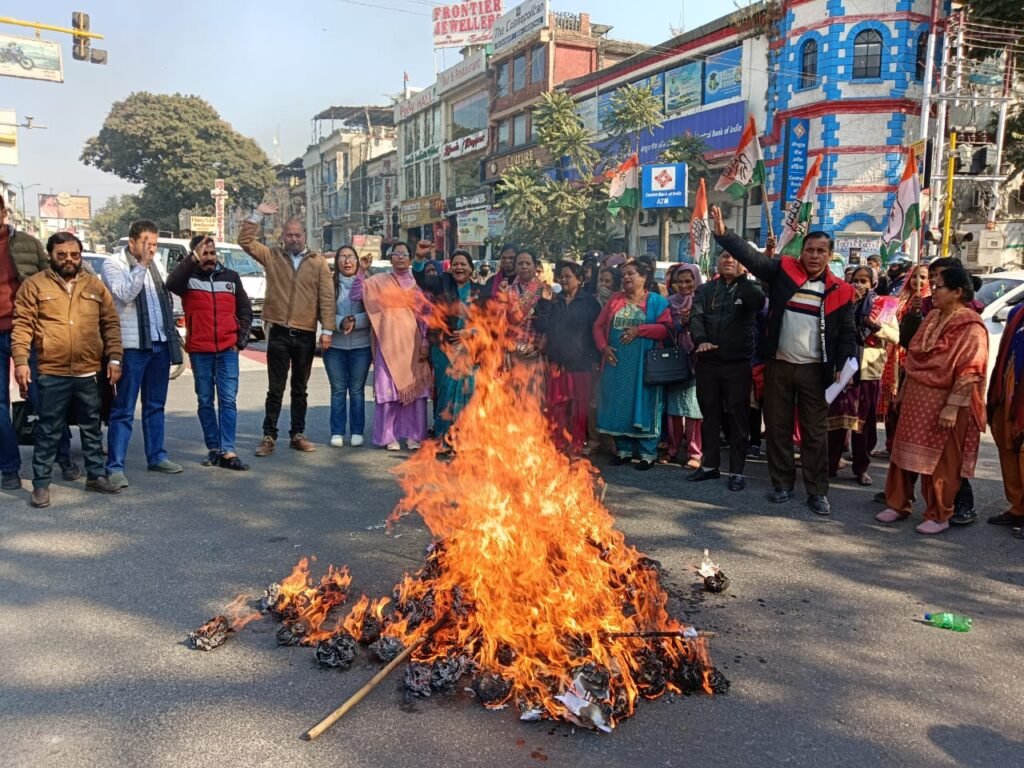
432, 1, 504, 49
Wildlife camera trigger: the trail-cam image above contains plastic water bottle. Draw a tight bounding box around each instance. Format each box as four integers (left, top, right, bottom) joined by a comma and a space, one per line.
924, 612, 972, 632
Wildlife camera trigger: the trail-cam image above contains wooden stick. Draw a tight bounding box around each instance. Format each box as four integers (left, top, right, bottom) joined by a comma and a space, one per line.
601, 630, 717, 639
304, 636, 425, 740
761, 180, 775, 241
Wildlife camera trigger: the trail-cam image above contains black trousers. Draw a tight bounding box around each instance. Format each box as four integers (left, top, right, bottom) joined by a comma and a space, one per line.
764, 360, 830, 496
696, 360, 752, 475
263, 325, 316, 440
33, 374, 104, 488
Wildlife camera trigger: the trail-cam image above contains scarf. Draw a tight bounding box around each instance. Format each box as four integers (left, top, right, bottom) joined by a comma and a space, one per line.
130, 250, 180, 363
878, 273, 931, 416
666, 263, 702, 352
362, 269, 432, 404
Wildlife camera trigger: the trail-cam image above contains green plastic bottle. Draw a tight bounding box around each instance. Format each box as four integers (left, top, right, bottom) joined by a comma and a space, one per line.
924, 612, 972, 632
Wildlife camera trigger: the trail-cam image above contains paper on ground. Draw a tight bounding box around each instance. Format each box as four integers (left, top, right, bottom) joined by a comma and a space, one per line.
825, 357, 860, 405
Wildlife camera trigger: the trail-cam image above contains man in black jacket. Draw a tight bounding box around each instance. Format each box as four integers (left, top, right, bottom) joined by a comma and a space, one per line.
688, 250, 765, 491
710, 205, 857, 516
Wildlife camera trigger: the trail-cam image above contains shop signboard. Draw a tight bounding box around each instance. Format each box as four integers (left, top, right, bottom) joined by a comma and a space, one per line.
641, 163, 688, 209
783, 118, 811, 205
442, 129, 489, 161
433, 2, 504, 49
834, 231, 882, 262
436, 48, 489, 93
400, 196, 445, 228
703, 46, 742, 105
492, 0, 548, 52
394, 86, 437, 123
634, 101, 746, 163
457, 209, 490, 245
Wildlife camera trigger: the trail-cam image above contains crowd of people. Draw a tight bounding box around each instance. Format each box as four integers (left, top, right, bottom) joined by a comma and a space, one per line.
1, 194, 1022, 540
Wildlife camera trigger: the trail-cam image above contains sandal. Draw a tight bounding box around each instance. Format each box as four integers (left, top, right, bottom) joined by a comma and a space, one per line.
856, 473, 873, 486
685, 458, 701, 470
202, 450, 221, 466
218, 455, 250, 471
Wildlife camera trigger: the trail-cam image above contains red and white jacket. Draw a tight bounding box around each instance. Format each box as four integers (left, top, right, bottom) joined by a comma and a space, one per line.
166, 259, 252, 353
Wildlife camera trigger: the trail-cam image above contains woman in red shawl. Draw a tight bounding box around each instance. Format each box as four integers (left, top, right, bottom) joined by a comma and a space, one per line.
876, 267, 988, 535
877, 264, 930, 454
985, 301, 1024, 535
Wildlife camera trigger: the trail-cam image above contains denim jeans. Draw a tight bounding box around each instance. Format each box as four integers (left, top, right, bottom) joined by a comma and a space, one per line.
322, 346, 371, 437
33, 374, 105, 488
0, 330, 19, 473
190, 350, 240, 454
27, 347, 72, 467
264, 326, 316, 439
107, 342, 171, 472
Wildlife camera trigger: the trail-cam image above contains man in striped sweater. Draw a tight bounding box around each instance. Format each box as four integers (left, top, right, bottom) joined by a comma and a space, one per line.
711, 205, 856, 517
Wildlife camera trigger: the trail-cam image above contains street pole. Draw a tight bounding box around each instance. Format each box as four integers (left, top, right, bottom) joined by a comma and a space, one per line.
942, 132, 956, 258
989, 54, 1013, 229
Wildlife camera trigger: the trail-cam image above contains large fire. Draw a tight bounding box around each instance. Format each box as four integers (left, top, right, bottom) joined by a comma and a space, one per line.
244, 284, 724, 731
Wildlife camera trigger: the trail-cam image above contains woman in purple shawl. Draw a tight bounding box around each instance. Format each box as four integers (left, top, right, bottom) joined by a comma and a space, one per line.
661, 264, 703, 467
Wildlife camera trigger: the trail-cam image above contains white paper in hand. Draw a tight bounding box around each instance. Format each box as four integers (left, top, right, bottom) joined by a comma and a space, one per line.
825, 357, 860, 405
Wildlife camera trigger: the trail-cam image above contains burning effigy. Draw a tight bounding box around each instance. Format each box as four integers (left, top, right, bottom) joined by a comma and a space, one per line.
193, 283, 727, 735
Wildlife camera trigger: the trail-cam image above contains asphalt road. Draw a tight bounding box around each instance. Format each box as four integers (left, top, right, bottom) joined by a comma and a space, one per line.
1, 362, 1021, 768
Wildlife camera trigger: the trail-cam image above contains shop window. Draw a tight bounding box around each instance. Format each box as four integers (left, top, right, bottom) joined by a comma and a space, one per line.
496, 62, 509, 97
800, 39, 818, 89
513, 54, 527, 91
531, 44, 546, 84
853, 29, 883, 79
915, 33, 928, 82
431, 159, 441, 194
451, 91, 488, 139
513, 113, 528, 146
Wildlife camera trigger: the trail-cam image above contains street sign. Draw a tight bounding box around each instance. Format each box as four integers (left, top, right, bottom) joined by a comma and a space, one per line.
641, 163, 688, 209
0, 109, 17, 165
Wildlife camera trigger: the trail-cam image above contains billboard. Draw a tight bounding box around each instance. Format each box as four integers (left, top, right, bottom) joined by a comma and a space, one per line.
457, 209, 490, 245
436, 49, 488, 95
703, 47, 742, 105
39, 193, 92, 220
0, 34, 63, 83
665, 61, 702, 114
0, 109, 17, 166
492, 0, 548, 52
433, 1, 504, 49
636, 101, 746, 163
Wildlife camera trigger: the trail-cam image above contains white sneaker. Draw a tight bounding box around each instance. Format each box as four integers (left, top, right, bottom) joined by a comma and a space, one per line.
386, 441, 401, 451
330, 435, 344, 447
406, 440, 421, 450
350, 434, 364, 447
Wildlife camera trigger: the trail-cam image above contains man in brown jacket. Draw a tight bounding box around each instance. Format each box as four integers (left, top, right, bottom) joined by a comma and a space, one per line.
238, 202, 334, 455
12, 232, 124, 507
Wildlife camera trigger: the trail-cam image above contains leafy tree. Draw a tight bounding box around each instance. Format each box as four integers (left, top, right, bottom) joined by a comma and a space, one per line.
88, 193, 142, 248
964, 0, 1024, 25
81, 92, 275, 231
532, 92, 600, 179
1000, 104, 1024, 184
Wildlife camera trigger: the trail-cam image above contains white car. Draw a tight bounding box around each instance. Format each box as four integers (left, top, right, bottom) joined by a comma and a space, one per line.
977, 270, 1024, 384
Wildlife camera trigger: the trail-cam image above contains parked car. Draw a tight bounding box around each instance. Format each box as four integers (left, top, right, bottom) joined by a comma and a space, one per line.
978, 270, 1024, 384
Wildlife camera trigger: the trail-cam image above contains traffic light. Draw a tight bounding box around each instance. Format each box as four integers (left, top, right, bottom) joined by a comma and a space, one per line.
71, 12, 90, 61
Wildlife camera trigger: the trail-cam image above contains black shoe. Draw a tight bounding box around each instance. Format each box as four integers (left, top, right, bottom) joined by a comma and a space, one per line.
201, 450, 221, 467
949, 507, 978, 526
766, 487, 794, 504
807, 494, 831, 516
687, 467, 721, 482
60, 461, 81, 482
218, 455, 250, 471
746, 445, 761, 459
608, 455, 629, 466
728, 475, 745, 492
1, 471, 21, 491
873, 491, 887, 504
987, 511, 1024, 526
634, 460, 654, 471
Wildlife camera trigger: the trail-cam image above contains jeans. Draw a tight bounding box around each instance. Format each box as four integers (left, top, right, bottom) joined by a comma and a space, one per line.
0, 331, 19, 473
190, 350, 240, 454
33, 374, 105, 488
107, 342, 171, 472
322, 346, 371, 437
264, 325, 316, 439
27, 347, 72, 467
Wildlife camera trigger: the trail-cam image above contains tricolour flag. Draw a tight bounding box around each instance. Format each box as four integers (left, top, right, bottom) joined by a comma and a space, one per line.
777, 153, 824, 258
607, 154, 640, 215
715, 115, 766, 200
690, 178, 710, 264
879, 147, 921, 264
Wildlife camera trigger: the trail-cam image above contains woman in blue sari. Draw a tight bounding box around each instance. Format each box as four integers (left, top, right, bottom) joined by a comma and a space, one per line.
416, 250, 479, 448
592, 261, 673, 470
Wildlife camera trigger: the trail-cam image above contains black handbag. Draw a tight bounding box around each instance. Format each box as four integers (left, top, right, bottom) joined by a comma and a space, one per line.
11, 399, 37, 446
643, 339, 695, 387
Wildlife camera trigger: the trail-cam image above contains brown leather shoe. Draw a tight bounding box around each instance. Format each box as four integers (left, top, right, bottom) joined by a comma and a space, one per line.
85, 476, 121, 494
254, 436, 276, 457
30, 487, 50, 508
290, 434, 316, 452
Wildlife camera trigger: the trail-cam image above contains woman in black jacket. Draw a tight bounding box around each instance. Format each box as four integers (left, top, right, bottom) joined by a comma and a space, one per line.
542, 260, 601, 456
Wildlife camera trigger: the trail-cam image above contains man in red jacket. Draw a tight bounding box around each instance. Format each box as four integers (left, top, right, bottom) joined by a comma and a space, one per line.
166, 236, 253, 470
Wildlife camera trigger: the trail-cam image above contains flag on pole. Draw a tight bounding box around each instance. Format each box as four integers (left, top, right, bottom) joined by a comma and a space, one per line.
879, 147, 922, 264
403, 71, 410, 83
715, 115, 766, 199
690, 178, 710, 265
607, 154, 640, 215
777, 154, 824, 258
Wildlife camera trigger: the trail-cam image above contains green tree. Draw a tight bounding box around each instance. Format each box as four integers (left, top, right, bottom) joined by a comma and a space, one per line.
965, 0, 1024, 25
81, 92, 275, 231
88, 193, 142, 248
